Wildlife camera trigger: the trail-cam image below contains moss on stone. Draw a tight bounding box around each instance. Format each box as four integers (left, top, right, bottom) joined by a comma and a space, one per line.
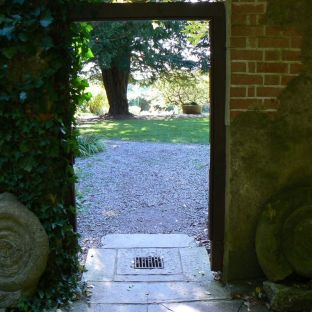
263, 281, 312, 312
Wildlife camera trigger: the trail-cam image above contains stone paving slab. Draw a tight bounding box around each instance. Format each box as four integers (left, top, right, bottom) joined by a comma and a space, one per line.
148, 300, 243, 312
240, 304, 270, 312
180, 247, 214, 281
84, 247, 212, 282
114, 274, 185, 282
69, 302, 147, 312
79, 235, 269, 312
89, 281, 229, 304
101, 234, 197, 248
83, 249, 116, 282
90, 304, 147, 312
70, 301, 269, 312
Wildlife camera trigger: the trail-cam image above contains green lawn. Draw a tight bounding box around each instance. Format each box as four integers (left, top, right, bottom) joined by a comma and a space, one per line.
78, 117, 210, 144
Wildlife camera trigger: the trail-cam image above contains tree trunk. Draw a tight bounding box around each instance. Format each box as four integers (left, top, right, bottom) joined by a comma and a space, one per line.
101, 66, 130, 116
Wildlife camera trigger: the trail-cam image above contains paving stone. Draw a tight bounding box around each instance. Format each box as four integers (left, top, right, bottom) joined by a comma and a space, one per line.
240, 303, 270, 312
83, 235, 237, 311
179, 247, 214, 281
84, 249, 116, 282
197, 281, 232, 300
91, 304, 147, 312
101, 234, 197, 248
114, 274, 185, 282
146, 281, 216, 302
90, 281, 150, 304
90, 281, 228, 304
148, 300, 243, 312
69, 302, 147, 312
117, 248, 182, 275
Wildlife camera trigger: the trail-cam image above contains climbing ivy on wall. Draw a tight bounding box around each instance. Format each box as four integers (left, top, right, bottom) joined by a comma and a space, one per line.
0, 0, 92, 310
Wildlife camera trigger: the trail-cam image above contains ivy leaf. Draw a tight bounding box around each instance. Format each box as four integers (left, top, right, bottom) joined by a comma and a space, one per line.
40, 13, 54, 28
22, 159, 33, 172
32, 8, 41, 17
42, 36, 54, 50
86, 48, 94, 59
18, 32, 28, 42
0, 26, 14, 39
12, 15, 22, 22
0, 14, 9, 24
20, 142, 30, 153
19, 92, 27, 103
0, 95, 10, 102
84, 92, 92, 102
2, 47, 17, 59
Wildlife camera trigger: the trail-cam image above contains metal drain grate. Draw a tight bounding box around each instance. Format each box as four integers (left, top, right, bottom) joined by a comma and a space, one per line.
134, 256, 164, 269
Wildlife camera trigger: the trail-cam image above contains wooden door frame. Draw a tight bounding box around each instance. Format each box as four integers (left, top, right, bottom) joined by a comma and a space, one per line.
70, 2, 226, 272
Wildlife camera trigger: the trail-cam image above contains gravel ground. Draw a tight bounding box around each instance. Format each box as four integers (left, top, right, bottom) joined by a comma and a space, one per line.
75, 140, 210, 256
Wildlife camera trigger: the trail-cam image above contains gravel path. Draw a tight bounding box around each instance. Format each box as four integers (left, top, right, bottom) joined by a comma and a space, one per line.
75, 140, 210, 255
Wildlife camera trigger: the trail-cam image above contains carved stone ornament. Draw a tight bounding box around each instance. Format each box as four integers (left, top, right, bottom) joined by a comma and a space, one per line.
256, 187, 312, 281
0, 193, 49, 308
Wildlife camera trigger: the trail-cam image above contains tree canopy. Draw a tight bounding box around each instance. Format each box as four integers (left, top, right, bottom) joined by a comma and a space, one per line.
154, 70, 209, 108
88, 20, 209, 115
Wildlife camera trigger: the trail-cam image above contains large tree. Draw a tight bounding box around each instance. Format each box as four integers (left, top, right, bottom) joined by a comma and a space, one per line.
89, 20, 209, 116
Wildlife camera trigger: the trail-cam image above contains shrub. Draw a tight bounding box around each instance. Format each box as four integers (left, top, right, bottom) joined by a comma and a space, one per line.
155, 71, 209, 108
129, 96, 151, 111
88, 93, 109, 115
77, 135, 106, 157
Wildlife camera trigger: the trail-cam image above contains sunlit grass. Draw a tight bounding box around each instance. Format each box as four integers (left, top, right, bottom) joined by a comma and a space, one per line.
78, 117, 210, 144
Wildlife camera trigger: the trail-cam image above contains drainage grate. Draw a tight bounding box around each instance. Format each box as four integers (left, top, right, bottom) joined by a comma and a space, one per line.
134, 256, 164, 269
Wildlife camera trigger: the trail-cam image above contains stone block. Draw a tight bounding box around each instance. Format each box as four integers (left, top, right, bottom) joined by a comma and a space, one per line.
263, 281, 312, 311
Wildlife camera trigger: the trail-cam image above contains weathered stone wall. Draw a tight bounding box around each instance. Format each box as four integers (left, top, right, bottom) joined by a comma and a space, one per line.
224, 0, 312, 280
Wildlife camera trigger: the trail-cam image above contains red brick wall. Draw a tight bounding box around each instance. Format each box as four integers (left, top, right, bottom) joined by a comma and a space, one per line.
230, 0, 303, 119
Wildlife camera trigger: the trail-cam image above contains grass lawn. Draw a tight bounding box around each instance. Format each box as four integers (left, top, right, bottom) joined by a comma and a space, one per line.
78, 117, 210, 144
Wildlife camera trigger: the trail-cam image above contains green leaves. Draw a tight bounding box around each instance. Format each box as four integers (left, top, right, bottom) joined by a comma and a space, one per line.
13, 0, 26, 4
2, 46, 17, 58
40, 12, 54, 28
19, 91, 27, 103
0, 1, 87, 310
86, 47, 94, 58
0, 26, 15, 39
89, 19, 209, 85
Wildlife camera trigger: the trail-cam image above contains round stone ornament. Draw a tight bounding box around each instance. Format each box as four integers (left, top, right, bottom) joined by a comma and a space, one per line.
282, 205, 312, 278
256, 187, 312, 281
0, 193, 49, 307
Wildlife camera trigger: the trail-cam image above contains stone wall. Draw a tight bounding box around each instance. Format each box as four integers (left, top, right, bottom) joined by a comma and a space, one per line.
224, 0, 311, 280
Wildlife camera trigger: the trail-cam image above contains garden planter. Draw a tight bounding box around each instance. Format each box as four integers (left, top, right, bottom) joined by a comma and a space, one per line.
182, 104, 202, 114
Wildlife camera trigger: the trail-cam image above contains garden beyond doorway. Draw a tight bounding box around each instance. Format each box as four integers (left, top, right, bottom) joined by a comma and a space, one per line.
75, 115, 210, 260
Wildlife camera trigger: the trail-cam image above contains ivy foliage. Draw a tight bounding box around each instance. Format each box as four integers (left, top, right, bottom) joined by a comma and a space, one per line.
0, 0, 92, 310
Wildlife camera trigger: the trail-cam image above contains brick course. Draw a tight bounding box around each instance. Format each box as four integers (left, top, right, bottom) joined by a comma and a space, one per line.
230, 0, 303, 117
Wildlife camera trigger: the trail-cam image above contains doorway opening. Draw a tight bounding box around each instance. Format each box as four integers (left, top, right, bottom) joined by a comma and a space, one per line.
70, 1, 226, 272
